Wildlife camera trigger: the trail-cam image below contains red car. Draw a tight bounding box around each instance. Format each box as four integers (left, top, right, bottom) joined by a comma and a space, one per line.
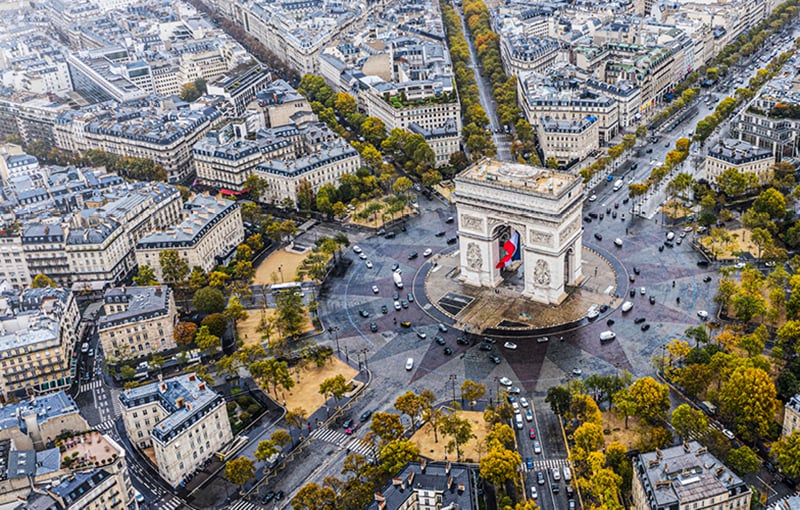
529, 428, 536, 439
346, 423, 359, 435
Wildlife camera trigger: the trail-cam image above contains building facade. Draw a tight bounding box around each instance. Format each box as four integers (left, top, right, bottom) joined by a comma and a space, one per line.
705, 138, 775, 186
536, 116, 600, 166
98, 286, 177, 359
783, 394, 800, 438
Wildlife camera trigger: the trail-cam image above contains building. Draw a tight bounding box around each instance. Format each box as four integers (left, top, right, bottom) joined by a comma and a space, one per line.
256, 79, 314, 128
65, 218, 134, 287
206, 64, 272, 117
536, 115, 600, 166
98, 286, 177, 359
135, 195, 244, 280
0, 153, 39, 182
409, 121, 461, 168
783, 394, 800, 437
0, 233, 31, 290
0, 288, 80, 399
367, 461, 475, 510
500, 35, 561, 76
21, 223, 70, 287
364, 80, 461, 136
0, 391, 87, 450
632, 441, 752, 510
66, 50, 148, 104
118, 373, 233, 488
705, 138, 775, 186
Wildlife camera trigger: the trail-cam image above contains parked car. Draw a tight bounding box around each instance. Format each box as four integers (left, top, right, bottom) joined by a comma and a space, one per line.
479, 344, 493, 351
641, 323, 651, 331
405, 358, 414, 371
499, 377, 512, 386
489, 355, 501, 364
360, 410, 373, 421
503, 341, 518, 350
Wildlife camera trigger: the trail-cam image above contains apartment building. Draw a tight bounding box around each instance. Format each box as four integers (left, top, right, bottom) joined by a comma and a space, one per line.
0, 391, 87, 450
119, 373, 233, 489
536, 115, 599, 166
409, 120, 461, 168
135, 195, 244, 280
0, 153, 39, 182
193, 132, 265, 192
0, 288, 80, 399
367, 461, 475, 510
206, 64, 272, 117
98, 286, 177, 359
256, 79, 314, 128
499, 35, 561, 76
364, 80, 462, 135
65, 218, 134, 286
632, 441, 751, 510
585, 78, 642, 130
0, 234, 31, 290
705, 138, 775, 186
21, 223, 71, 287
782, 394, 800, 437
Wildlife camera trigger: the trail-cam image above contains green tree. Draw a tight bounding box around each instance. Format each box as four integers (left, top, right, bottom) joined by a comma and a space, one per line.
224, 457, 255, 488
612, 388, 638, 429
236, 244, 253, 262
486, 423, 516, 450
254, 439, 279, 462
275, 290, 305, 338
394, 391, 424, 429
201, 313, 228, 338
772, 430, 800, 478
719, 366, 778, 442
188, 266, 208, 291
132, 266, 157, 286
159, 250, 189, 283
250, 358, 295, 397
440, 413, 475, 461
392, 176, 413, 195
291, 483, 337, 510
752, 187, 787, 220
194, 325, 220, 354
479, 445, 522, 487
319, 374, 349, 404
726, 446, 761, 475
629, 377, 670, 423
545, 386, 572, 416
671, 404, 709, 440
379, 438, 420, 475
573, 422, 605, 460
370, 412, 405, 444
460, 380, 486, 407
224, 296, 248, 328
193, 286, 226, 314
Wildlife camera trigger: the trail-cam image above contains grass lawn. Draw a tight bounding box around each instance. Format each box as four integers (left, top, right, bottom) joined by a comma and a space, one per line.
253, 249, 309, 285
699, 228, 759, 261
279, 358, 358, 414
236, 308, 313, 348
410, 410, 490, 463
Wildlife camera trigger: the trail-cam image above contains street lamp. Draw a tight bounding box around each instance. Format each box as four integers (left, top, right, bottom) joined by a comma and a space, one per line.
330, 326, 340, 353
361, 348, 369, 371
278, 265, 284, 283
449, 374, 458, 405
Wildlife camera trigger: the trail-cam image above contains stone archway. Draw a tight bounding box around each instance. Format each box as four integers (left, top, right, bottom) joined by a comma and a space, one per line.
454, 159, 584, 305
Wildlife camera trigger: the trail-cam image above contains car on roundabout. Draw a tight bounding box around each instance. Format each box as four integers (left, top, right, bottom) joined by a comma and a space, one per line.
503, 341, 518, 350
499, 377, 513, 386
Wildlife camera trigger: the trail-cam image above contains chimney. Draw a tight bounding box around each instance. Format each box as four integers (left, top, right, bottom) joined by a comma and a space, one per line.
175, 397, 184, 408
420, 459, 426, 472
374, 493, 385, 503
446, 461, 451, 475
159, 383, 167, 393
198, 383, 206, 391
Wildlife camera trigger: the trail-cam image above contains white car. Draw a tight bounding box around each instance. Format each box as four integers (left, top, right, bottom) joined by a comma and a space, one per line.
525, 409, 533, 421
572, 367, 583, 375
499, 377, 513, 386
394, 301, 402, 310
405, 358, 414, 371
722, 428, 735, 440
734, 262, 746, 269
520, 397, 529, 408
503, 341, 518, 350
697, 310, 709, 320
614, 238, 623, 247
533, 441, 542, 454
640, 287, 646, 295
588, 194, 597, 202
512, 402, 519, 411
530, 486, 538, 500
600, 331, 616, 341
536, 336, 549, 343
621, 301, 633, 312
423, 248, 433, 257
372, 285, 379, 294
563, 467, 572, 481
586, 308, 599, 320
353, 245, 362, 254
365, 260, 373, 268
359, 253, 368, 260
552, 467, 561, 481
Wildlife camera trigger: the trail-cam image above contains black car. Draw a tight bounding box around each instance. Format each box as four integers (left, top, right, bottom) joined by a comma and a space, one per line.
370, 322, 378, 332
566, 485, 574, 498
263, 491, 276, 503
634, 317, 646, 324
622, 198, 630, 204
393, 291, 400, 300
435, 231, 446, 237
629, 274, 636, 282
649, 295, 656, 304
408, 252, 418, 260
599, 304, 609, 313
641, 323, 651, 331
703, 276, 712, 283
359, 309, 369, 318
360, 410, 373, 422
633, 267, 640, 275
589, 212, 598, 219
275, 491, 284, 501
342, 419, 353, 429
583, 216, 592, 223
479, 343, 493, 351
407, 293, 414, 303
646, 148, 653, 153
697, 260, 709, 267
536, 471, 545, 485
447, 237, 458, 245
483, 337, 497, 344
444, 347, 453, 355
392, 263, 400, 272
607, 319, 615, 326
385, 232, 396, 239
381, 305, 388, 314
456, 336, 470, 345
630, 288, 636, 297
489, 355, 501, 364
445, 216, 455, 223
435, 335, 446, 345
594, 233, 603, 241
401, 300, 408, 309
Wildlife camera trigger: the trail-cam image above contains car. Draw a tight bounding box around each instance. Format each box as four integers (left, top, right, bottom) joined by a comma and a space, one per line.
552, 483, 559, 494
703, 276, 712, 283
342, 419, 354, 429
572, 367, 583, 375
629, 274, 636, 282
445, 216, 455, 223
566, 485, 574, 498
634, 317, 646, 324
508, 386, 521, 395
641, 323, 651, 331
345, 423, 359, 434
365, 260, 373, 268
536, 471, 545, 484
416, 331, 427, 339
722, 428, 735, 440
533, 441, 542, 454
443, 346, 453, 355
262, 491, 276, 504
520, 397, 529, 408
353, 246, 362, 254
697, 260, 709, 267
536, 336, 549, 343
407, 293, 414, 303
734, 262, 745, 269
423, 248, 433, 257
401, 300, 408, 309
621, 301, 633, 312
393, 290, 400, 300
646, 148, 653, 153
372, 285, 380, 294
499, 377, 513, 386
359, 309, 370, 318
438, 323, 448, 332
529, 428, 537, 439
370, 322, 378, 332
594, 233, 603, 241
640, 287, 646, 295
649, 295, 656, 304
515, 413, 524, 429
88, 349, 95, 357
408, 252, 418, 260
392, 263, 400, 272
359, 253, 368, 260
479, 343, 493, 351
552, 468, 561, 481
630, 288, 636, 298
583, 216, 592, 223
483, 337, 497, 344
599, 304, 609, 313
376, 228, 385, 236
275, 491, 284, 501
381, 305, 388, 314
81, 342, 89, 354
525, 458, 534, 470
435, 335, 446, 345
512, 401, 519, 411
503, 341, 517, 350
600, 331, 616, 341
435, 231, 446, 237
633, 266, 641, 275
587, 307, 599, 320
489, 355, 501, 364
589, 212, 599, 219
400, 321, 411, 328
530, 486, 538, 500
588, 194, 597, 201
394, 300, 402, 310
447, 237, 458, 245
697, 310, 709, 320
525, 409, 533, 422
563, 466, 572, 481
384, 232, 396, 239
457, 336, 470, 345
614, 238, 623, 247
360, 410, 373, 421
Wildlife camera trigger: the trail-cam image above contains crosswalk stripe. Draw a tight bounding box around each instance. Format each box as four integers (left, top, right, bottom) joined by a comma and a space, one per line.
229, 499, 260, 510
526, 458, 569, 471
80, 380, 102, 393
310, 427, 375, 458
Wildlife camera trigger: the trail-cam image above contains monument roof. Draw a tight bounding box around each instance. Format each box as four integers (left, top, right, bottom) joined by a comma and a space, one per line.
456, 159, 578, 198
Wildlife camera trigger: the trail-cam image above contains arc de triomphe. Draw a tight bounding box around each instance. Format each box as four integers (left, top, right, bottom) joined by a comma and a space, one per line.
453, 159, 584, 305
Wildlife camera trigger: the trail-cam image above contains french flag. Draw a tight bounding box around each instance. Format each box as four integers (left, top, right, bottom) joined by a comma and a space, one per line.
496, 231, 520, 269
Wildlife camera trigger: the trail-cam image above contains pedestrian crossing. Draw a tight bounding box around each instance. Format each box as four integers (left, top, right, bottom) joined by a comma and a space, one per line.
94, 419, 115, 433
158, 496, 185, 510
229, 499, 262, 510
310, 427, 376, 458
80, 380, 102, 393
523, 457, 569, 472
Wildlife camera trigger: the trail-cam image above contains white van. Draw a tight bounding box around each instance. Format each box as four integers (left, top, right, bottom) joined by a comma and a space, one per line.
612, 180, 624, 191
600, 331, 616, 342
563, 466, 572, 481
621, 301, 633, 312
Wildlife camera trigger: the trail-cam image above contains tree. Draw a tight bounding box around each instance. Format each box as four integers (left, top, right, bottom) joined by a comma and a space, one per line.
208, 271, 231, 289
479, 445, 522, 487
194, 325, 220, 354
250, 358, 295, 396
361, 117, 387, 147
174, 321, 198, 345
244, 175, 269, 201
440, 414, 475, 461
180, 82, 202, 102
236, 244, 253, 262
486, 423, 516, 451
271, 429, 292, 448
291, 483, 337, 510
772, 430, 800, 478
275, 290, 305, 338
379, 439, 420, 475
201, 313, 228, 338
193, 286, 226, 314
719, 366, 778, 442
224, 296, 248, 328
569, 394, 603, 426
612, 388, 637, 429
225, 457, 255, 488
392, 176, 413, 195
369, 412, 405, 444
545, 386, 572, 416
132, 266, 157, 286
284, 407, 307, 433
726, 446, 761, 475
573, 422, 605, 460
159, 250, 189, 283
319, 374, 349, 404
752, 187, 787, 220
254, 439, 279, 462
460, 380, 486, 407
545, 157, 559, 169
671, 404, 709, 440
629, 377, 670, 423
188, 266, 208, 291
394, 391, 424, 429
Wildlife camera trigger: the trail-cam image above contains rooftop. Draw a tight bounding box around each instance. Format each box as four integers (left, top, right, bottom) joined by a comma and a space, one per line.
456, 159, 580, 198
60, 431, 123, 472
98, 286, 171, 330
0, 391, 81, 434
136, 195, 238, 248
367, 461, 473, 510
707, 138, 774, 164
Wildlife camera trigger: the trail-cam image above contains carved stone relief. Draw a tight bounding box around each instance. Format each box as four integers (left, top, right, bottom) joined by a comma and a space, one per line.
534, 259, 551, 287
466, 242, 483, 270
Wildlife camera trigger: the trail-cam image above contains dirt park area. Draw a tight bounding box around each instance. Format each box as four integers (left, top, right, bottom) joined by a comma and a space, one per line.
253, 248, 310, 285
410, 410, 491, 463
699, 227, 759, 261
279, 358, 358, 413
235, 308, 314, 348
